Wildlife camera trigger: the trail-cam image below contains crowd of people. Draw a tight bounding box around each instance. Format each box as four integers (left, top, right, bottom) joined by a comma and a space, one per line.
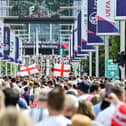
0, 75, 126, 126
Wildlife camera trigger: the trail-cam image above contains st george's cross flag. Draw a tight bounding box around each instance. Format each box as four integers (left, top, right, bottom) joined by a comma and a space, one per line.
19, 64, 40, 76
53, 63, 71, 77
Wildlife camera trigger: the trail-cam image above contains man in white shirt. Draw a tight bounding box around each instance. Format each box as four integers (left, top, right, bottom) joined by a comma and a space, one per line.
96, 85, 125, 126
36, 87, 71, 126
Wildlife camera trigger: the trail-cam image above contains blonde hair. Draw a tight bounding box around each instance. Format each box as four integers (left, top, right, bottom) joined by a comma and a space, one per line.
0, 107, 33, 126
71, 114, 92, 126
77, 101, 96, 120
0, 90, 4, 105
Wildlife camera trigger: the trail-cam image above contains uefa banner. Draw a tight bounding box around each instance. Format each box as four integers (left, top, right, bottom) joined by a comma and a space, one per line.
4, 26, 10, 60
97, 0, 119, 35
88, 0, 104, 45
81, 1, 96, 51
9, 31, 16, 62
115, 0, 126, 20
0, 20, 4, 58
15, 37, 19, 63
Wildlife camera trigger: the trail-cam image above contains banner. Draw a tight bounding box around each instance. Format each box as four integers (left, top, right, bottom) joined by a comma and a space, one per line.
15, 37, 19, 63
0, 20, 4, 58
97, 0, 119, 35
81, 1, 96, 51
88, 0, 104, 45
19, 64, 40, 76
115, 0, 126, 20
4, 26, 10, 60
18, 39, 23, 64
77, 11, 89, 56
53, 63, 71, 77
9, 31, 16, 62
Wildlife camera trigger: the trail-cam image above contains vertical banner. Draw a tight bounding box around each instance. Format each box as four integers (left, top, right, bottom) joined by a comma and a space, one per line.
115, 0, 126, 20
4, 26, 10, 60
77, 11, 89, 56
88, 0, 104, 45
97, 0, 119, 35
18, 39, 23, 64
9, 31, 16, 62
81, 0, 96, 51
0, 20, 4, 58
15, 37, 19, 63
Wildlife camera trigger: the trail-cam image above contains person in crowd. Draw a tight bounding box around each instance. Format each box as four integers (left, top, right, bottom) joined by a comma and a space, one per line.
65, 83, 78, 96
36, 87, 71, 126
0, 107, 33, 126
77, 101, 96, 120
71, 114, 92, 126
26, 88, 50, 124
91, 94, 101, 105
63, 94, 79, 119
89, 84, 100, 95
0, 90, 5, 110
96, 84, 125, 126
3, 88, 20, 108
22, 86, 30, 105
77, 81, 93, 101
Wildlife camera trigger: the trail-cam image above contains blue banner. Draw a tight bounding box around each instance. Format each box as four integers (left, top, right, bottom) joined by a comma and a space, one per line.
88, 0, 104, 45
97, 0, 119, 35
115, 0, 126, 20
15, 37, 19, 63
81, 0, 96, 51
4, 27, 10, 60
76, 11, 89, 57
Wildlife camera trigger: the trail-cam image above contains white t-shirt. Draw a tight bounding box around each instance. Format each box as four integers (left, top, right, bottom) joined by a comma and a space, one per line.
78, 94, 93, 101
96, 104, 116, 126
36, 115, 71, 126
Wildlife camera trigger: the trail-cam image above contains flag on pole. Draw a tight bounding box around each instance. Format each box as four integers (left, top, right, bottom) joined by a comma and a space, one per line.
115, 0, 126, 20
81, 0, 95, 51
0, 20, 4, 58
15, 37, 19, 63
19, 64, 40, 76
9, 31, 16, 62
4, 26, 10, 60
53, 63, 71, 77
97, 0, 119, 35
87, 0, 104, 45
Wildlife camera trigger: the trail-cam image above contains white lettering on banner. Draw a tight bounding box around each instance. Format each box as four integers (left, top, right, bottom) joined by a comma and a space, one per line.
93, 0, 97, 9
4, 44, 9, 51
89, 12, 97, 25
106, 0, 111, 17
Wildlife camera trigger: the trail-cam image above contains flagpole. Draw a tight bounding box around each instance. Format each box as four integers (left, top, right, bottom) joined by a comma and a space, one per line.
89, 52, 92, 76
95, 46, 99, 77
120, 21, 125, 79
105, 36, 109, 76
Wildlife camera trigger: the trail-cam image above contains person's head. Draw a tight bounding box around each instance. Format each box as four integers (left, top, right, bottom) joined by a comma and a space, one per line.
37, 88, 50, 108
3, 88, 19, 107
78, 81, 89, 95
71, 114, 92, 126
0, 90, 5, 110
64, 94, 79, 117
77, 101, 95, 120
0, 107, 33, 126
91, 94, 101, 105
47, 87, 65, 115
24, 87, 30, 94
111, 85, 125, 102
90, 84, 100, 94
